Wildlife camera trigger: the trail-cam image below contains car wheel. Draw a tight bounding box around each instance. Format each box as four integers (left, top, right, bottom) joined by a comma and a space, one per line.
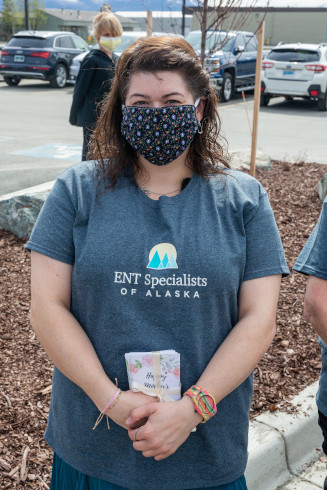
260, 93, 270, 107
285, 96, 293, 101
318, 91, 327, 111
221, 73, 234, 102
4, 76, 21, 86
50, 63, 68, 88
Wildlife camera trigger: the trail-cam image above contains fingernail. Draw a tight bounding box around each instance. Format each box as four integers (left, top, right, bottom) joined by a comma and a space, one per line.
125, 417, 131, 424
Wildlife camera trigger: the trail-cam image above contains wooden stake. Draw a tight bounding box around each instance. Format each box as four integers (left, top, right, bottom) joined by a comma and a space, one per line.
250, 21, 265, 177
147, 11, 153, 37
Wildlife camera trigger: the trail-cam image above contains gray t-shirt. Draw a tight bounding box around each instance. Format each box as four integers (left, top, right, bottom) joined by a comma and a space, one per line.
26, 161, 289, 489
293, 198, 327, 418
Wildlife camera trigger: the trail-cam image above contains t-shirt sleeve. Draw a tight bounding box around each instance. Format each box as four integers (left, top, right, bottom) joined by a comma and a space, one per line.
25, 177, 76, 265
243, 190, 289, 281
293, 199, 327, 280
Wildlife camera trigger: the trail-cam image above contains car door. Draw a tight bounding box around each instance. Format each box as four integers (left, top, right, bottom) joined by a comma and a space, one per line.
233, 34, 248, 84
244, 34, 257, 82
54, 35, 80, 67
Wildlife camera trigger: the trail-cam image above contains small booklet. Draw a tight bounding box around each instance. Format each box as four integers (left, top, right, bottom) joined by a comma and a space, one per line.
125, 350, 181, 402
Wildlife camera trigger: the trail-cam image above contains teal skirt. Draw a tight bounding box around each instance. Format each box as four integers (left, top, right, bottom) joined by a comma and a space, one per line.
50, 452, 248, 490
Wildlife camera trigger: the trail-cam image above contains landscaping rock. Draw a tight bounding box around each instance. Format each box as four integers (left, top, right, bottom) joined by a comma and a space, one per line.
0, 182, 54, 238
229, 148, 271, 170
317, 173, 327, 202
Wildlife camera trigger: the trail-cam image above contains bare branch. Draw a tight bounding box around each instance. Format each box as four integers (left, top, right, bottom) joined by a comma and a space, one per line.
190, 0, 269, 67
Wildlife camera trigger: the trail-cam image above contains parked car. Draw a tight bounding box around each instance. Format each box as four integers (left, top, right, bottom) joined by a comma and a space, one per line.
70, 31, 182, 81
0, 30, 90, 88
185, 30, 258, 102
261, 42, 327, 111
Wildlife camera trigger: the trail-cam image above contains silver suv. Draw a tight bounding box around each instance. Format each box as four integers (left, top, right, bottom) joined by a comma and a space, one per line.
261, 42, 327, 111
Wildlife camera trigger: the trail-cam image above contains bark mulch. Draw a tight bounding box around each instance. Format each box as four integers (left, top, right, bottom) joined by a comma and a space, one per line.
1, 160, 326, 488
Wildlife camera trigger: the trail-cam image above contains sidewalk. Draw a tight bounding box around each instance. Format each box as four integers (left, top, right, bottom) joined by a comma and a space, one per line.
280, 456, 327, 489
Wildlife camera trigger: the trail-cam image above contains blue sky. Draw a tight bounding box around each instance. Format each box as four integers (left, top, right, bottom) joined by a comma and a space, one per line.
44, 0, 183, 11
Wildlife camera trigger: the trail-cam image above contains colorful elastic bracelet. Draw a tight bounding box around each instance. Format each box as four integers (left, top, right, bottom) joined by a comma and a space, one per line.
183, 385, 217, 423
93, 388, 122, 431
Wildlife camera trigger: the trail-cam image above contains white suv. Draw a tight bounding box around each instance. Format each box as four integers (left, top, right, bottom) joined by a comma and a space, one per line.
261, 42, 327, 111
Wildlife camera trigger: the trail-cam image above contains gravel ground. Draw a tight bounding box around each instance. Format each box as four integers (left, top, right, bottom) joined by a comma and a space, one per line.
0, 160, 326, 488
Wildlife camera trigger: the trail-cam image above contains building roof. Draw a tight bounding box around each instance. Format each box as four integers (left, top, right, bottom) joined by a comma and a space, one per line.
201, 0, 327, 6
115, 10, 193, 18
42, 8, 136, 25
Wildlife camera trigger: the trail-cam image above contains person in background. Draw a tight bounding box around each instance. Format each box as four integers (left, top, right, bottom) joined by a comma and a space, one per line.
293, 197, 327, 490
27, 36, 289, 490
69, 11, 122, 161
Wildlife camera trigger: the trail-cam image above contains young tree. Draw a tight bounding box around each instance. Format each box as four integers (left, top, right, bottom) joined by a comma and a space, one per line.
29, 0, 46, 30
1, 0, 46, 39
1, 0, 22, 37
189, 0, 267, 66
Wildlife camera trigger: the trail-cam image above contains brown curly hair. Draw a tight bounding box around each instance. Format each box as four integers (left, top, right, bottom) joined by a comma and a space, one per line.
88, 36, 229, 188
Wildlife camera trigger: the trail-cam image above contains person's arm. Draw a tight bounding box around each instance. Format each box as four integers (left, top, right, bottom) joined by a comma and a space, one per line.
126, 274, 281, 460
69, 58, 95, 125
30, 251, 155, 428
303, 275, 327, 344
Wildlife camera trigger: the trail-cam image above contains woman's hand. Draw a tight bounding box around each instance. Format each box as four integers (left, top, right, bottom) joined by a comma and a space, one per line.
108, 390, 158, 429
126, 396, 202, 461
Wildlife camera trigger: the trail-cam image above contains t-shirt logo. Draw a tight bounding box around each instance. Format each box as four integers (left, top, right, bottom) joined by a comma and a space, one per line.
147, 243, 178, 270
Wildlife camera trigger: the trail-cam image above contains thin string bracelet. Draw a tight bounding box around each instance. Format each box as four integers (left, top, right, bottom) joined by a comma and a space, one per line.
93, 379, 121, 430
93, 389, 121, 430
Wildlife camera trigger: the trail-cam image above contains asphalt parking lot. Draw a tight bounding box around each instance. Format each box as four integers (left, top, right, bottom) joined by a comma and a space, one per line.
0, 79, 326, 196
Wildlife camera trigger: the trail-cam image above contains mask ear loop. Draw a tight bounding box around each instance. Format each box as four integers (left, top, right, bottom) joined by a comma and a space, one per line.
195, 98, 204, 134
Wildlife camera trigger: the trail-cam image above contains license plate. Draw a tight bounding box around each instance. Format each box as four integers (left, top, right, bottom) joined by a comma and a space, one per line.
14, 55, 25, 62
283, 70, 294, 75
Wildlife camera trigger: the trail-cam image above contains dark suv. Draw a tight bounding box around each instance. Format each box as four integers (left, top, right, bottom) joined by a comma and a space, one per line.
0, 30, 90, 88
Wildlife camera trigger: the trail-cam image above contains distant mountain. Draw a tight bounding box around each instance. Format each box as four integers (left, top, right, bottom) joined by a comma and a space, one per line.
44, 0, 183, 11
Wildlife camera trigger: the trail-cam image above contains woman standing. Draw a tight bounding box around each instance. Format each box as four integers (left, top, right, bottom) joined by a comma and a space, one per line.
69, 11, 122, 161
27, 37, 289, 489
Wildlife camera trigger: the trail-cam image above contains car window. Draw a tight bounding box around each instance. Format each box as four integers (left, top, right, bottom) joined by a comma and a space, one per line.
235, 34, 245, 50
116, 35, 144, 52
73, 36, 89, 50
185, 32, 234, 53
268, 49, 319, 62
7, 37, 47, 48
55, 36, 75, 49
245, 35, 257, 52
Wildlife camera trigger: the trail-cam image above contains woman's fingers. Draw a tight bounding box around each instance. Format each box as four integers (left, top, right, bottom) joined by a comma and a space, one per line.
126, 402, 158, 428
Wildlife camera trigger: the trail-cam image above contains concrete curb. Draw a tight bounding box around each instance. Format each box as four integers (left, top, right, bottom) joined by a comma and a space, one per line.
245, 381, 322, 490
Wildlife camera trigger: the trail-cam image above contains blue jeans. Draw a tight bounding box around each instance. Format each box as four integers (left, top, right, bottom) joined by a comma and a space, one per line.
50, 452, 247, 490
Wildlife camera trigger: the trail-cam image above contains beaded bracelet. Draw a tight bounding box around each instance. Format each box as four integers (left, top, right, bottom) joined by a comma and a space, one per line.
183, 385, 217, 423
93, 388, 122, 431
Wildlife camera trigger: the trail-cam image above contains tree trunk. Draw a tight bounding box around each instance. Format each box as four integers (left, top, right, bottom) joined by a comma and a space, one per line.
200, 0, 208, 67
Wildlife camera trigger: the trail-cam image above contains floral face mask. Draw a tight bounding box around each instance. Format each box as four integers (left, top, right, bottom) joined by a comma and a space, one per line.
121, 99, 201, 166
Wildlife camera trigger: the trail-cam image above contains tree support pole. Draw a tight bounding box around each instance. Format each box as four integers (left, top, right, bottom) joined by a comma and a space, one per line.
147, 11, 152, 36
250, 20, 264, 177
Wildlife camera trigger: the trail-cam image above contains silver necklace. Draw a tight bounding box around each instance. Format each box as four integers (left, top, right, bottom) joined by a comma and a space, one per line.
141, 186, 181, 197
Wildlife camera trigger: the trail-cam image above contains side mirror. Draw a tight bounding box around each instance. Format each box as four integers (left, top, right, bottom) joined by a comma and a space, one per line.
234, 45, 245, 54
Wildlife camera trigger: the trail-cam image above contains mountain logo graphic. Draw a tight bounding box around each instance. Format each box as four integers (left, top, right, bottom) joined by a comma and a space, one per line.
147, 243, 178, 270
